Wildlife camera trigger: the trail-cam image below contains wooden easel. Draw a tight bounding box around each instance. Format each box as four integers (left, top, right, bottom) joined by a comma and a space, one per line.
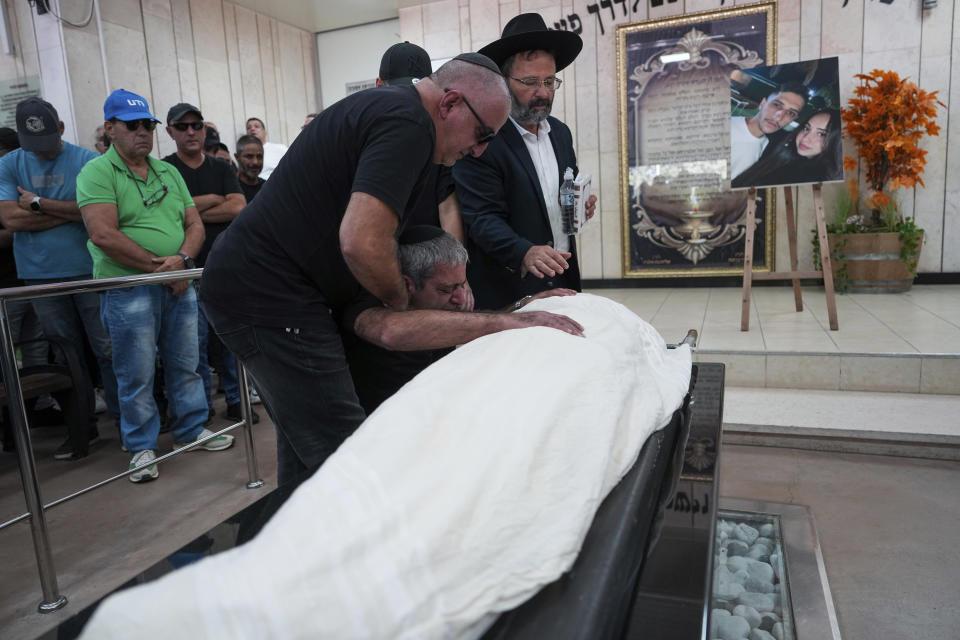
740, 183, 838, 331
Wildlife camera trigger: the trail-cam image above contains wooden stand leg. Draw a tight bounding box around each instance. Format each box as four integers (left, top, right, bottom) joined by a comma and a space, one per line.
812, 184, 839, 330
783, 186, 803, 311
740, 189, 757, 331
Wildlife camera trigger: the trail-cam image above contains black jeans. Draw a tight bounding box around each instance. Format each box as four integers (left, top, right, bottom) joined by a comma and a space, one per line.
202, 303, 366, 488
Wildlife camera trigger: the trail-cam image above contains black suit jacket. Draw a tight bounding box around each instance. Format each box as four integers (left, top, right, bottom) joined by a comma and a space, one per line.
453, 117, 581, 310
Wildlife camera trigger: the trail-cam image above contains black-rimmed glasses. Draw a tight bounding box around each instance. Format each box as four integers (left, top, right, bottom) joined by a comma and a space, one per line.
115, 119, 158, 132
510, 76, 562, 91
129, 164, 169, 207
444, 88, 496, 145
171, 121, 204, 132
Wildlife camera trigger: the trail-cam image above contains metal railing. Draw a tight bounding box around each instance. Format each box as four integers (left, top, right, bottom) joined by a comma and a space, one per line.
0, 269, 264, 614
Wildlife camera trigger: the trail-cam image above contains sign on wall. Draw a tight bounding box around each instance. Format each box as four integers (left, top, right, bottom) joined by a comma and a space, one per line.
0, 76, 41, 130
617, 4, 776, 278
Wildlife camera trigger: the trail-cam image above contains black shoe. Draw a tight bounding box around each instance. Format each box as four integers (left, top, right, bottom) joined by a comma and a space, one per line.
226, 403, 259, 424
54, 429, 100, 461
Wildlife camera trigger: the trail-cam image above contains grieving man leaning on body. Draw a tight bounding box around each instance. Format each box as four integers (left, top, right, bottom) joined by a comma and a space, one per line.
729, 83, 808, 181
200, 52, 583, 498
244, 117, 287, 180
343, 225, 574, 414
453, 13, 598, 311
234, 134, 265, 203
77, 89, 234, 484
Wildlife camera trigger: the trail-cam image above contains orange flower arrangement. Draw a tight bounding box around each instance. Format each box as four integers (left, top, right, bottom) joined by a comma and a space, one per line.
842, 69, 944, 214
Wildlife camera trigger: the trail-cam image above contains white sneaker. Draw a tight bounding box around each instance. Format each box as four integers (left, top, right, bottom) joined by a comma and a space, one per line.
173, 428, 234, 452
249, 388, 262, 405
129, 450, 158, 483
94, 389, 107, 414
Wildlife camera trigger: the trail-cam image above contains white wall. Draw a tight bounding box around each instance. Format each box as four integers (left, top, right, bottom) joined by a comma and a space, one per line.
400, 0, 959, 276
0, 0, 319, 157
316, 18, 400, 109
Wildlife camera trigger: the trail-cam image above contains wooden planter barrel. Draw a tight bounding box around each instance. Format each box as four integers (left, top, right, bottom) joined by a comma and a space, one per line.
827, 231, 923, 293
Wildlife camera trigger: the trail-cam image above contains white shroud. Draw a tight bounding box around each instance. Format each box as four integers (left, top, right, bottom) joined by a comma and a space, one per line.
82, 293, 692, 639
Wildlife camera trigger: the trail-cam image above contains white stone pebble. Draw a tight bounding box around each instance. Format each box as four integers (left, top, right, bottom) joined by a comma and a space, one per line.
732, 604, 762, 628
734, 523, 760, 545
737, 591, 776, 612
771, 622, 784, 640
716, 614, 751, 640
749, 630, 775, 640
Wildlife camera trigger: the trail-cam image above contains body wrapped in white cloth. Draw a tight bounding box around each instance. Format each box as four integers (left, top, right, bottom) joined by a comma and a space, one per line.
81, 294, 692, 639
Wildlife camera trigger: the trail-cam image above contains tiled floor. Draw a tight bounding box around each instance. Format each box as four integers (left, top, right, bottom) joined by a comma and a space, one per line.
587, 284, 960, 393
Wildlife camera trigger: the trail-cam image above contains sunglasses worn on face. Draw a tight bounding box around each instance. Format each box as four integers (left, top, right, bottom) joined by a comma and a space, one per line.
171, 121, 204, 132
117, 119, 158, 132
444, 89, 496, 145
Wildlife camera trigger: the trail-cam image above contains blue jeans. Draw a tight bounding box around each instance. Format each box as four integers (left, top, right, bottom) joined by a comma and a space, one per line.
100, 285, 207, 453
27, 277, 120, 422
197, 298, 240, 407
203, 302, 366, 487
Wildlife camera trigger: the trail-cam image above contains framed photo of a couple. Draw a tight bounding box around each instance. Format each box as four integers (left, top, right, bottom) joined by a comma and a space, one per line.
730, 57, 844, 190
618, 3, 777, 278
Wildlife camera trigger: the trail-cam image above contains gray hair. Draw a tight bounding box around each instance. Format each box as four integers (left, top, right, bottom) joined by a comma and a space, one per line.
431, 59, 510, 111
399, 231, 468, 288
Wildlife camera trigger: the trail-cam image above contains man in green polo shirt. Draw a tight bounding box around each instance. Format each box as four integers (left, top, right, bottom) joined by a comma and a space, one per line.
77, 89, 233, 483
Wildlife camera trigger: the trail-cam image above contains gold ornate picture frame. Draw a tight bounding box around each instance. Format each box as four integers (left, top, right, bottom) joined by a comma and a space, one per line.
618, 3, 777, 278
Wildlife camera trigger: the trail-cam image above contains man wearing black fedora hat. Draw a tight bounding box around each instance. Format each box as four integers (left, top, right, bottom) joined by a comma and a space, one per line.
453, 13, 597, 310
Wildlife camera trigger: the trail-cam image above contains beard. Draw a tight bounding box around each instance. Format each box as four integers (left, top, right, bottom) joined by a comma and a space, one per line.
510, 93, 552, 126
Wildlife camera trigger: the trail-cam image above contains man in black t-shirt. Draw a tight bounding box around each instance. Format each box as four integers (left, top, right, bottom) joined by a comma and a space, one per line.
162, 103, 256, 425
234, 135, 265, 203
200, 54, 584, 491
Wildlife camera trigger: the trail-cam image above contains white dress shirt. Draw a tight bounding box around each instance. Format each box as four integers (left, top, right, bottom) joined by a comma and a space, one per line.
510, 117, 568, 253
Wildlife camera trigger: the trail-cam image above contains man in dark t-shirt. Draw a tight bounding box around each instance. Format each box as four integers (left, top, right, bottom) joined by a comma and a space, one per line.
162, 103, 254, 424
200, 54, 585, 491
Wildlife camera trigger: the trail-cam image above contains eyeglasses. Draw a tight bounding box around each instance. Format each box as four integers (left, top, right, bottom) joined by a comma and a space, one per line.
117, 119, 158, 132
128, 164, 169, 207
510, 76, 562, 90
170, 121, 204, 132
444, 88, 496, 145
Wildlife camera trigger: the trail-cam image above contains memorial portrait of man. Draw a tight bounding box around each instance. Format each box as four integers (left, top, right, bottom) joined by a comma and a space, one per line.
730, 57, 844, 190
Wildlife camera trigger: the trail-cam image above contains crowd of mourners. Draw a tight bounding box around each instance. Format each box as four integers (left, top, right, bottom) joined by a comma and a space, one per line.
0, 91, 304, 476
0, 18, 598, 528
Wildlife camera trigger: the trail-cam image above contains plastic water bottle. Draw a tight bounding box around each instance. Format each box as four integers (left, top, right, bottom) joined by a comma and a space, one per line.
560, 167, 576, 235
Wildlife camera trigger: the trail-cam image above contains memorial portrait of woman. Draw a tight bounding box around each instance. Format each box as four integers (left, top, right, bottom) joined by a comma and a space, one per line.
731, 103, 843, 189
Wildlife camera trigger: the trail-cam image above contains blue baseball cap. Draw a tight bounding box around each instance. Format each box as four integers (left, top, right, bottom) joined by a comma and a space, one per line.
103, 89, 160, 122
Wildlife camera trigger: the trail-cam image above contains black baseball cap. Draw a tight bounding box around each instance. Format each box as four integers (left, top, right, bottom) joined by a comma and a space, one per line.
166, 102, 203, 124
16, 97, 60, 153
204, 127, 220, 149
379, 42, 432, 85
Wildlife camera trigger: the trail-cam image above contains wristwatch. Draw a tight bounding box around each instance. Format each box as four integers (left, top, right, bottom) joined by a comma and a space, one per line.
514, 295, 533, 310
29, 196, 41, 213
177, 253, 196, 269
